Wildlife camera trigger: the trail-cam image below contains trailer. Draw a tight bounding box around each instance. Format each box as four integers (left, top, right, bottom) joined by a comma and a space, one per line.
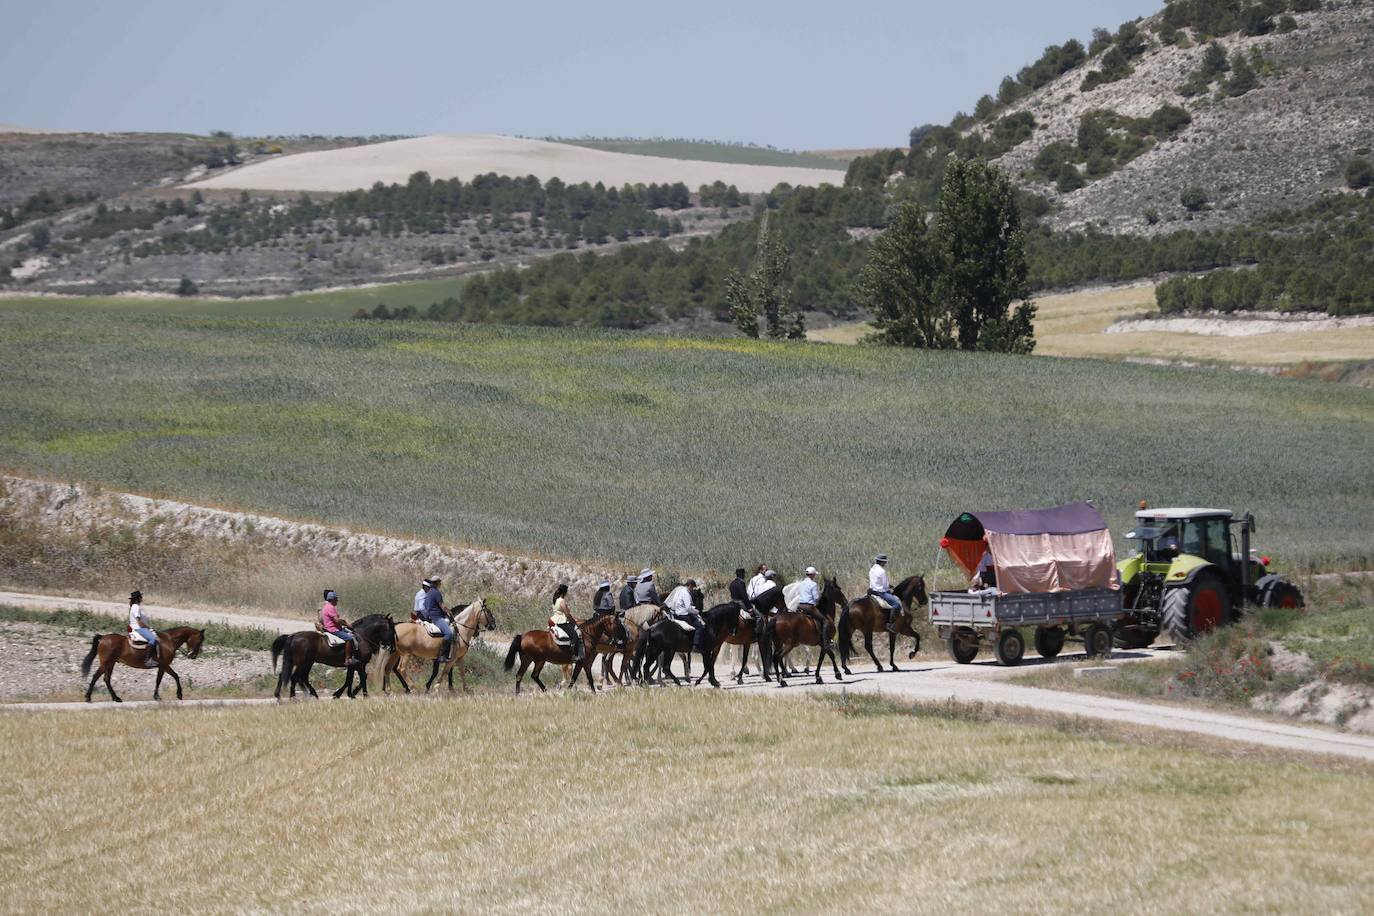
928, 503, 1126, 666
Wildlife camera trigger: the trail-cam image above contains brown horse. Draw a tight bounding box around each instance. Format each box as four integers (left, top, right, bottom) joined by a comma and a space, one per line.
603, 604, 661, 684
838, 574, 928, 674
271, 614, 396, 700
759, 577, 847, 687
81, 627, 206, 702
502, 614, 621, 693
382, 599, 494, 693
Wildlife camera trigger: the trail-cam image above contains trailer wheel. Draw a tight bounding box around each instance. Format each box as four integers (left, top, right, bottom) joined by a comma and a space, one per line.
995, 628, 1025, 666
947, 628, 979, 664
1034, 626, 1065, 659
1083, 623, 1112, 658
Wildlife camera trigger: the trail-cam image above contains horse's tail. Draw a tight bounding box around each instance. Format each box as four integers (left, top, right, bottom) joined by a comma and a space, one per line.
271, 633, 290, 672
80, 634, 101, 677
503, 635, 522, 672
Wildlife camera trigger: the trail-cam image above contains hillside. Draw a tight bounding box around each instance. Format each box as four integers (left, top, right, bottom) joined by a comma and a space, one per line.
990, 0, 1374, 233
552, 137, 849, 171
1, 302, 1369, 576
187, 135, 844, 194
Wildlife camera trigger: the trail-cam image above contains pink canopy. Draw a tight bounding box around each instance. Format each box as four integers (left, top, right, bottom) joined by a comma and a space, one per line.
942, 503, 1118, 594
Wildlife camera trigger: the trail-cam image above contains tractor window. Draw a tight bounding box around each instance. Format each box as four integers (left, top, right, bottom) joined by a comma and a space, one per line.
1180, 521, 1204, 557
1203, 518, 1231, 568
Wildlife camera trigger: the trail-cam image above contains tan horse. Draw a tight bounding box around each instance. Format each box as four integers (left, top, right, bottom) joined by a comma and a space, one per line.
80, 626, 206, 702
382, 598, 494, 693
613, 604, 662, 682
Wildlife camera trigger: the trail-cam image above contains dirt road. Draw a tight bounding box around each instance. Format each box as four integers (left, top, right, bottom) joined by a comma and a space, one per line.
5, 589, 1374, 762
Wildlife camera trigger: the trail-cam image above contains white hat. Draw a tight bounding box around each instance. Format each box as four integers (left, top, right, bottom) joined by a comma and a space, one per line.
639, 568, 654, 580
805, 566, 818, 576
598, 580, 612, 590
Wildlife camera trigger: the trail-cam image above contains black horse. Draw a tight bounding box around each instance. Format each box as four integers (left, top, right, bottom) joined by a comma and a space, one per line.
696, 586, 789, 684
634, 602, 742, 688
271, 613, 397, 699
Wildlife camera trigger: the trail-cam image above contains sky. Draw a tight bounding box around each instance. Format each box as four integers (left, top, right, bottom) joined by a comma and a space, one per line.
2, 0, 1157, 150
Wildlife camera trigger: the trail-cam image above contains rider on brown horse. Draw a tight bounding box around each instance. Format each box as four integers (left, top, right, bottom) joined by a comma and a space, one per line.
868, 554, 902, 633
127, 590, 158, 667
549, 583, 584, 665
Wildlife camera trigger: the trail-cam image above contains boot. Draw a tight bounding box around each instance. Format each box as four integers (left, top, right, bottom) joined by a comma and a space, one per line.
145, 647, 159, 668
885, 608, 898, 634
439, 638, 452, 663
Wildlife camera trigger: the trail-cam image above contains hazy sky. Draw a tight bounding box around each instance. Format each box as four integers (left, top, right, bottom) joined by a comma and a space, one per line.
3, 0, 1157, 149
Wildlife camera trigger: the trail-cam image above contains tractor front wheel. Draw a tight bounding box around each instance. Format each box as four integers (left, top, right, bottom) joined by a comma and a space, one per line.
1162, 570, 1231, 643
1262, 581, 1305, 610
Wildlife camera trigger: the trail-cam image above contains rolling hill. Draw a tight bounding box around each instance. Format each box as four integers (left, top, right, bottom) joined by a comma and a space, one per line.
187, 134, 844, 194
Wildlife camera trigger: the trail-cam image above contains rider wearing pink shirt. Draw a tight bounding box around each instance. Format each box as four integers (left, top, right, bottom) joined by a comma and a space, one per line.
319, 590, 358, 668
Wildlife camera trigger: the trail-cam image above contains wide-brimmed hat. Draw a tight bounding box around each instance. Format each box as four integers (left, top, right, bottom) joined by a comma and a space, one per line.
874, 554, 889, 564
130, 590, 142, 602
598, 580, 612, 590
421, 578, 434, 588
639, 569, 654, 580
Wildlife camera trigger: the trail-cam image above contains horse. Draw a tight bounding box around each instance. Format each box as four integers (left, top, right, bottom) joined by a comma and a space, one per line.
697, 586, 788, 685
502, 613, 621, 694
382, 598, 495, 693
613, 603, 664, 682
634, 602, 742, 688
838, 574, 928, 674
81, 626, 206, 702
271, 614, 396, 700
583, 612, 632, 686
759, 577, 847, 688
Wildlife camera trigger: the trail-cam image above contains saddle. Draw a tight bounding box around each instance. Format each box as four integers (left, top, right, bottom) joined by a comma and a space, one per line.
420, 619, 444, 638
550, 626, 577, 647
322, 631, 346, 648
667, 616, 695, 632
127, 628, 148, 649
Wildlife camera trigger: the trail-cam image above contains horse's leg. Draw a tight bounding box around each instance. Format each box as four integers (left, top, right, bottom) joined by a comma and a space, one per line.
887, 630, 899, 672
447, 664, 455, 693
165, 666, 183, 700
735, 641, 750, 683
424, 658, 441, 693
514, 656, 530, 694
103, 658, 121, 703
353, 666, 368, 698
580, 656, 596, 692
457, 659, 468, 692
393, 655, 413, 694
303, 664, 319, 698
663, 650, 681, 686
333, 668, 350, 699
864, 629, 883, 672
154, 666, 165, 701
531, 660, 547, 693
85, 665, 103, 702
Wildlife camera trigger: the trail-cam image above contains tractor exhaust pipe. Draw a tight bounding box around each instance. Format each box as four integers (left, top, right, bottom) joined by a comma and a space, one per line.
1240, 512, 1254, 603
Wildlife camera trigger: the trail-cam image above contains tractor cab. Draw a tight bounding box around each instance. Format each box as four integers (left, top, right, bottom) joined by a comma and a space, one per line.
1117, 505, 1301, 644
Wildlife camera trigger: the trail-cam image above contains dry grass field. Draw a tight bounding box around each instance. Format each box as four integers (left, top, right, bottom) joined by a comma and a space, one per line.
5, 692, 1373, 913
810, 283, 1374, 367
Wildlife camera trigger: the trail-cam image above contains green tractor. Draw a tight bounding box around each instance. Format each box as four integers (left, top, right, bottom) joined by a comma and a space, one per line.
1115, 506, 1304, 647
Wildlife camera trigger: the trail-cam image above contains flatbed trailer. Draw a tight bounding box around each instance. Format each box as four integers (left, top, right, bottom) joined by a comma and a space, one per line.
928, 587, 1123, 666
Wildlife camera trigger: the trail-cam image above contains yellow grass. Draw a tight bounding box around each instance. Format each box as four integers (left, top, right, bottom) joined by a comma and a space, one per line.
5, 692, 1373, 913
812, 283, 1374, 366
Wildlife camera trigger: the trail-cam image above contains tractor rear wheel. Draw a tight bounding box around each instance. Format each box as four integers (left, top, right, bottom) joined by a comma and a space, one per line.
1262, 581, 1305, 610
1034, 626, 1065, 659
1162, 570, 1231, 642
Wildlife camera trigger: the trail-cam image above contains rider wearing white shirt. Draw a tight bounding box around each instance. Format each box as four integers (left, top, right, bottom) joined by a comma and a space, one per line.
868, 554, 902, 633
413, 579, 432, 617
127, 590, 159, 666
665, 579, 705, 646
747, 565, 774, 601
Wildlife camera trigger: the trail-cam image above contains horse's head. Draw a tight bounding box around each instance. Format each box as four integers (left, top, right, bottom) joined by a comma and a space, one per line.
476, 597, 496, 631
899, 575, 929, 608
823, 576, 849, 611
185, 628, 206, 659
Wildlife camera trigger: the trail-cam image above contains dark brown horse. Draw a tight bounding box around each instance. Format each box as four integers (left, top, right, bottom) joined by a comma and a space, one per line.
81, 626, 206, 702
759, 578, 847, 687
502, 614, 620, 693
698, 587, 788, 684
838, 574, 928, 674
272, 614, 396, 700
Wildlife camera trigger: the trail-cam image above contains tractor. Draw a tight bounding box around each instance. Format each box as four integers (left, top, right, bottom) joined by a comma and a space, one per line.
1114, 505, 1304, 647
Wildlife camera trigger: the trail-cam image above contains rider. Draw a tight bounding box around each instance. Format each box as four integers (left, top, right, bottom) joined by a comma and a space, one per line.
747, 564, 772, 602
420, 575, 455, 662
128, 590, 158, 668
548, 583, 584, 664
413, 578, 432, 620
593, 580, 616, 616
618, 574, 639, 610
729, 568, 752, 613
795, 566, 830, 646
319, 589, 359, 668
633, 569, 661, 607
869, 553, 902, 634
665, 578, 706, 647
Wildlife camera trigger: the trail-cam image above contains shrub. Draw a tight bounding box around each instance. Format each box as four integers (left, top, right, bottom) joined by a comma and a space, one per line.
176, 276, 198, 296
1180, 187, 1209, 211
1346, 158, 1373, 190
1144, 207, 1160, 225
1056, 166, 1085, 193
1277, 14, 1298, 32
